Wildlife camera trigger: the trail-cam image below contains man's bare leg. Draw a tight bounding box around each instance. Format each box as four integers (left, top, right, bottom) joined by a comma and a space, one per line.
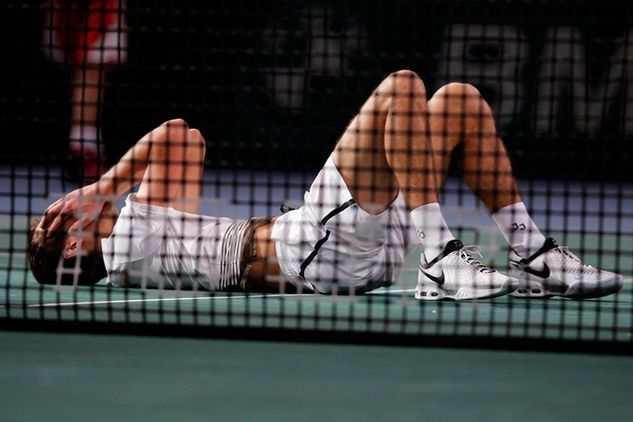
69, 65, 108, 182
425, 84, 624, 298
426, 83, 546, 256
427, 83, 520, 210
334, 75, 521, 213
250, 71, 446, 293
333, 70, 441, 214
331, 71, 514, 300
333, 70, 460, 269
71, 67, 103, 131
254, 71, 517, 299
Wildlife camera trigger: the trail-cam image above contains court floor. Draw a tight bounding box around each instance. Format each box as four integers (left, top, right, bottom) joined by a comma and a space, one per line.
3, 218, 632, 345
1, 330, 632, 422
2, 239, 632, 345
1, 166, 632, 420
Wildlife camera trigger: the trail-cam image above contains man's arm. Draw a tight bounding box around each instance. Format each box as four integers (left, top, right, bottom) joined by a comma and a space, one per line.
134, 119, 205, 213
42, 119, 203, 232
97, 119, 180, 198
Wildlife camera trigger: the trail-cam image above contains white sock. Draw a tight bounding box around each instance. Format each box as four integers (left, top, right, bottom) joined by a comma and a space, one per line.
410, 203, 455, 263
69, 125, 100, 153
491, 202, 546, 257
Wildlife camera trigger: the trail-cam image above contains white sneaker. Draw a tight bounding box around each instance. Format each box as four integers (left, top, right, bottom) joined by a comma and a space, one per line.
415, 239, 518, 301
509, 238, 624, 299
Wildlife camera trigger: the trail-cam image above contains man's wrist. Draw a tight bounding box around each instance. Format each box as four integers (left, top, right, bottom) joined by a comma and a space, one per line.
95, 178, 115, 198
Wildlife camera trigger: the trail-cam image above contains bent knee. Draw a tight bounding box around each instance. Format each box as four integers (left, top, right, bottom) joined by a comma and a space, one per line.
163, 118, 189, 131
435, 82, 482, 103
388, 69, 426, 97
158, 119, 190, 147
390, 69, 422, 83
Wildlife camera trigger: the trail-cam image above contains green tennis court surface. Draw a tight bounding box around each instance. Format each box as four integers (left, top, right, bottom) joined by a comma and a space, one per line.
2, 1, 633, 419
1, 331, 632, 422
3, 284, 632, 343
2, 218, 632, 345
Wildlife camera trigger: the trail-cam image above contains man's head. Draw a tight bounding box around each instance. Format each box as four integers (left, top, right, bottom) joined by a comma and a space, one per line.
27, 202, 118, 285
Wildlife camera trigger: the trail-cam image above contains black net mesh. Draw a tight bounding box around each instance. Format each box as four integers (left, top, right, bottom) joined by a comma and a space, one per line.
1, 0, 631, 353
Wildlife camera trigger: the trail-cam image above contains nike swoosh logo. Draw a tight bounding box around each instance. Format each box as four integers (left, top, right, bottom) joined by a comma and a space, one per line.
523, 263, 551, 278
420, 268, 445, 285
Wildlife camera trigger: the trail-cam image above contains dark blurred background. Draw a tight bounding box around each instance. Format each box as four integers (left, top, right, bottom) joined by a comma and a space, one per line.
1, 0, 632, 180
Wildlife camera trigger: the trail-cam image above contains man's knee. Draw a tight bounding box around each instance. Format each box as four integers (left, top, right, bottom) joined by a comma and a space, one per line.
435, 82, 482, 107
387, 70, 426, 98
163, 118, 189, 131
159, 118, 190, 148
433, 82, 497, 140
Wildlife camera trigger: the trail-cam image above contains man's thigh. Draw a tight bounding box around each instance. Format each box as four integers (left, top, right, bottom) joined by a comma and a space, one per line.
332, 86, 399, 214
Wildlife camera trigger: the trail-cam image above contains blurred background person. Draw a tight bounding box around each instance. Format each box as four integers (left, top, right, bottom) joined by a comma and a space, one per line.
42, 0, 126, 183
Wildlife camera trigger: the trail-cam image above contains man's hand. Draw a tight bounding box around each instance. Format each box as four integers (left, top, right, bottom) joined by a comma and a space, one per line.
40, 182, 113, 234
37, 121, 176, 235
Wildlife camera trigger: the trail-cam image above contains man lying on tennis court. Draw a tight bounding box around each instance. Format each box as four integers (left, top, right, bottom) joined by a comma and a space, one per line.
28, 70, 624, 300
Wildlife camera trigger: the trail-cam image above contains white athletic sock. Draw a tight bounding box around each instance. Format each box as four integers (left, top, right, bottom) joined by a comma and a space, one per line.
410, 203, 455, 263
491, 202, 546, 258
69, 125, 100, 154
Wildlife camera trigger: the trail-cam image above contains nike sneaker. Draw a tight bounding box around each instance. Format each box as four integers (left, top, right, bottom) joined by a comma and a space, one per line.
509, 237, 624, 299
415, 239, 518, 301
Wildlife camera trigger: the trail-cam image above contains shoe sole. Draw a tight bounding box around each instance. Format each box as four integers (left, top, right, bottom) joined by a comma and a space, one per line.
415, 280, 518, 301
510, 274, 624, 300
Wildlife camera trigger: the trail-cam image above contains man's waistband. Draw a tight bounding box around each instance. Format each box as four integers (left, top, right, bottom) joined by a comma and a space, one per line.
238, 216, 274, 290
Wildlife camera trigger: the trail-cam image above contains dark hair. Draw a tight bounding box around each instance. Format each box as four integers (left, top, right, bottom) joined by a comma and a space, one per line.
27, 219, 106, 285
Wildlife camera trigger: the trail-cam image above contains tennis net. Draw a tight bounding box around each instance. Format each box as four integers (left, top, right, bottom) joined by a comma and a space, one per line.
1, 0, 631, 354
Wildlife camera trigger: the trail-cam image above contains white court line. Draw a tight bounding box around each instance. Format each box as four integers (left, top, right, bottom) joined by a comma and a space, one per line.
11, 280, 632, 310
16, 288, 416, 309
368, 289, 415, 294
21, 293, 306, 309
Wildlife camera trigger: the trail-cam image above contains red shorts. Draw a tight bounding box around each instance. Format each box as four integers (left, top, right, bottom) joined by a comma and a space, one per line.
42, 0, 127, 65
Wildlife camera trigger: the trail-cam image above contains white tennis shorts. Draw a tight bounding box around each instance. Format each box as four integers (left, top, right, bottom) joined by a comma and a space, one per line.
271, 155, 421, 294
